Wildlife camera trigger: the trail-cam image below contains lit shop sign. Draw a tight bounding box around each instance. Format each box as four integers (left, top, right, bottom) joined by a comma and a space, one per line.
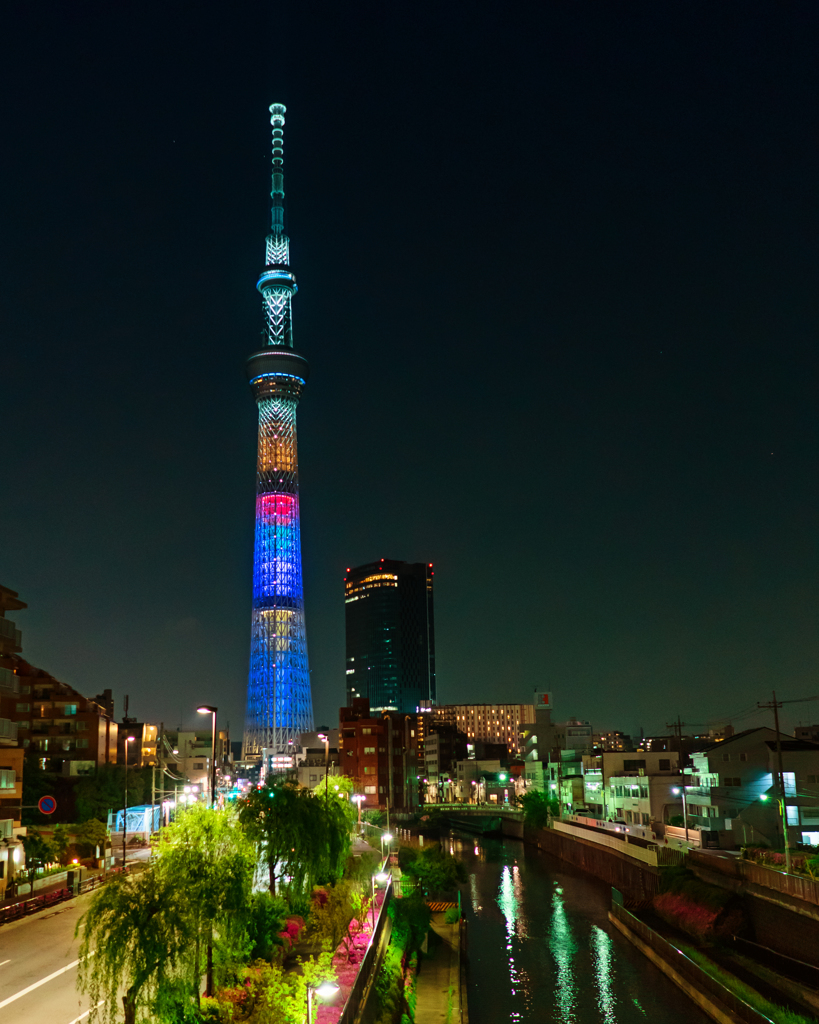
534, 691, 553, 709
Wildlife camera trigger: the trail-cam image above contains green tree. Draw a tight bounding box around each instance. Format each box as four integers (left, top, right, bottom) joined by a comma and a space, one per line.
17, 828, 55, 891
52, 824, 70, 865
73, 818, 109, 858
309, 880, 355, 956
76, 865, 190, 1024
520, 790, 557, 828
232, 950, 337, 1024
246, 891, 289, 961
401, 845, 466, 895
154, 803, 256, 1004
238, 777, 350, 895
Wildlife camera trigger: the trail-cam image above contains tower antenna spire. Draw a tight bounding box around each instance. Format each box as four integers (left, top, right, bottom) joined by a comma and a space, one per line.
269, 103, 286, 237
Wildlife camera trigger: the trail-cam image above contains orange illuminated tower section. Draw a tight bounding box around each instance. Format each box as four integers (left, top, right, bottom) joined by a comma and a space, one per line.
242, 104, 314, 760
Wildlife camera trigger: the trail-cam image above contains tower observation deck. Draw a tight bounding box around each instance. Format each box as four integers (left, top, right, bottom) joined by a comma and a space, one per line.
243, 103, 314, 760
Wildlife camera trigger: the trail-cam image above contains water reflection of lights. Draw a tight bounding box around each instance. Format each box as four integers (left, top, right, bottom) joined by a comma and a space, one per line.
549, 885, 577, 1024
470, 873, 482, 912
591, 925, 617, 1024
497, 865, 532, 1021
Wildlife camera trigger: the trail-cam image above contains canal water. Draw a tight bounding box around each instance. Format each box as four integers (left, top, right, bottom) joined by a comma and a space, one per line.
453, 833, 710, 1024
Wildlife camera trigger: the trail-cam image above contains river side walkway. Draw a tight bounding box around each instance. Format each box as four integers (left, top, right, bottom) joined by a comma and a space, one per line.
415, 913, 461, 1024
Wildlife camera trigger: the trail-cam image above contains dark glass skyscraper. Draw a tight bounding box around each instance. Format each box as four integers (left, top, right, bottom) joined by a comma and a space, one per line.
344, 559, 436, 713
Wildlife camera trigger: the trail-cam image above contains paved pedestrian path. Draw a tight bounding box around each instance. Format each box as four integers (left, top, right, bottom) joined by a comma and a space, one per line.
414, 914, 460, 1024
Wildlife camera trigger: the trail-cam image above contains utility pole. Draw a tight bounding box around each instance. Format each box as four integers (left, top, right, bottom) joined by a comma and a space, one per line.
758, 691, 791, 875
665, 716, 685, 766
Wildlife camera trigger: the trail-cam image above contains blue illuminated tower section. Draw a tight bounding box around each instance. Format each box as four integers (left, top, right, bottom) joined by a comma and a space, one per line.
243, 103, 314, 759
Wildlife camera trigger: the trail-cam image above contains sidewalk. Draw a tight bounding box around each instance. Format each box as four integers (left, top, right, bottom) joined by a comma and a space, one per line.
414, 914, 461, 1024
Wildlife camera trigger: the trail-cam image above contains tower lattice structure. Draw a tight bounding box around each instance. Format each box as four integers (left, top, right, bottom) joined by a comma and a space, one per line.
243, 103, 314, 759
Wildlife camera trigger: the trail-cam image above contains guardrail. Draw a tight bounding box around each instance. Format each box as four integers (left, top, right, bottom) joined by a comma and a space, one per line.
338, 879, 393, 1024
552, 820, 686, 867
740, 860, 819, 907
0, 871, 108, 926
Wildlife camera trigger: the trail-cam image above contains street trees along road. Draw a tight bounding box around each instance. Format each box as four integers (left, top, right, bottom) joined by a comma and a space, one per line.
76, 805, 256, 1024
76, 865, 189, 1024
153, 803, 257, 1006
238, 777, 352, 896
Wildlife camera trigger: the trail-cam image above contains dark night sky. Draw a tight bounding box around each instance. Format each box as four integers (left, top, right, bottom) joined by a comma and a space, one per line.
3, 3, 818, 741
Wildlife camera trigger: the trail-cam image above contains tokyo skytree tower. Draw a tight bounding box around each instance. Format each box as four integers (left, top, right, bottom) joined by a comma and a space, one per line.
243, 103, 314, 759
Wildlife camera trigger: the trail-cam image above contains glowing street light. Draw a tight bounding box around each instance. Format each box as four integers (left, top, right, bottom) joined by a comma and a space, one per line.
671, 785, 689, 843
307, 982, 340, 1024
351, 793, 365, 831
197, 705, 218, 809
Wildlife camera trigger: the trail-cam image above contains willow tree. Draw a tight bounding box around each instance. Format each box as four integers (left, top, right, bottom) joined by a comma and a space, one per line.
154, 803, 256, 1003
239, 777, 351, 896
76, 865, 189, 1024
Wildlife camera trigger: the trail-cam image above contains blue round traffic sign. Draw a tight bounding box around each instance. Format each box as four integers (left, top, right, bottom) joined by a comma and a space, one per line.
38, 795, 57, 815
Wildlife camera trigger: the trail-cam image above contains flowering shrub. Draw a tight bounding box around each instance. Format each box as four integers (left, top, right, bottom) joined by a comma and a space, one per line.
742, 846, 817, 876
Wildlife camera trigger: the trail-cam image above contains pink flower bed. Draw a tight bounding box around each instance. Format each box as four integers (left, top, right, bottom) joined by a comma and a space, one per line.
316, 889, 386, 1024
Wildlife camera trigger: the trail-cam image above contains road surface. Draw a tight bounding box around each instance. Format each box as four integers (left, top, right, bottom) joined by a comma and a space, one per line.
0, 889, 101, 1024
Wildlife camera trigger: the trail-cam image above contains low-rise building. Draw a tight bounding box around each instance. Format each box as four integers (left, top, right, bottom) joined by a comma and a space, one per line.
339, 698, 420, 812
687, 728, 819, 848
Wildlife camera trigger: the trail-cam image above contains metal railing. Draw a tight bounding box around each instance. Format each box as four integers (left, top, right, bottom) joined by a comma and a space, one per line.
740, 859, 819, 906
0, 720, 18, 742
0, 872, 108, 926
0, 668, 19, 695
338, 879, 393, 1024
0, 619, 21, 644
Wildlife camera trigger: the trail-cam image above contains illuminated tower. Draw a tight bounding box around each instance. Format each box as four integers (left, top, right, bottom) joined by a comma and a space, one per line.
243, 103, 314, 759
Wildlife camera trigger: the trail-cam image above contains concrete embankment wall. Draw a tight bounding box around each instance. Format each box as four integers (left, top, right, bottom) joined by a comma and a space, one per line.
508, 820, 660, 899
608, 902, 772, 1024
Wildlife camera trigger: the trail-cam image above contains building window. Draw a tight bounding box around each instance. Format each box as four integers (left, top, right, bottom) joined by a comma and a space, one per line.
783, 773, 796, 797
309, 774, 317, 783
364, 785, 377, 794
64, 704, 78, 716
739, 753, 748, 762
722, 753, 731, 762
362, 728, 372, 735
724, 777, 741, 787
364, 766, 375, 775
16, 703, 30, 713
76, 738, 88, 749
193, 762, 204, 770
786, 806, 799, 826
76, 721, 87, 731
659, 759, 670, 771
364, 747, 375, 755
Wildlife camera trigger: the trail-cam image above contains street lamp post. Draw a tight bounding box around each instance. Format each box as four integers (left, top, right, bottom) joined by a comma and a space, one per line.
318, 732, 329, 799
352, 793, 365, 833
307, 982, 340, 1024
123, 735, 135, 869
672, 785, 689, 843
197, 705, 218, 809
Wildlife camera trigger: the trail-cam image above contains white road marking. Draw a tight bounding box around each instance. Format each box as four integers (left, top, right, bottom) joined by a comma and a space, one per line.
0, 951, 94, 1010
67, 999, 104, 1024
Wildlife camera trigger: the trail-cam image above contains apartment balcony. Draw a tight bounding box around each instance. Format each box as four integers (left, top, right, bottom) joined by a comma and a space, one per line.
0, 667, 19, 695
0, 618, 22, 648
0, 719, 18, 745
